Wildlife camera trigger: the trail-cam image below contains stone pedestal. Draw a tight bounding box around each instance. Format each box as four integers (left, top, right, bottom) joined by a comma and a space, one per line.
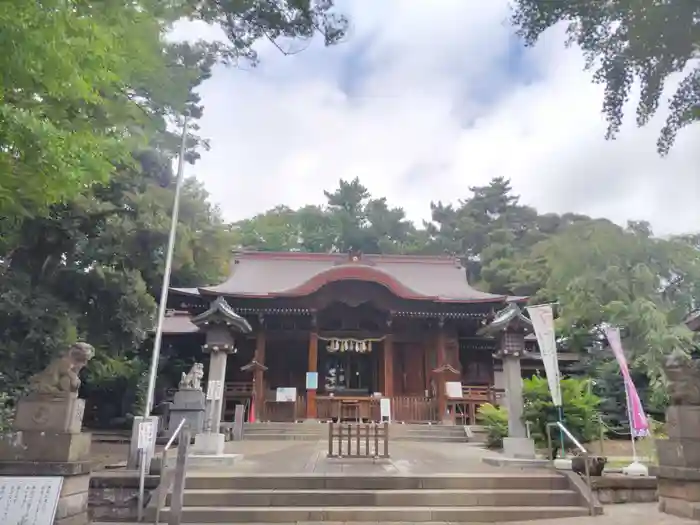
167, 389, 205, 438
502, 353, 536, 459
0, 393, 92, 524
655, 405, 700, 519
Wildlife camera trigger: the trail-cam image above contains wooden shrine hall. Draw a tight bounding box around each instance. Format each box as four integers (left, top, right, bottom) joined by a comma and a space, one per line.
161, 250, 563, 425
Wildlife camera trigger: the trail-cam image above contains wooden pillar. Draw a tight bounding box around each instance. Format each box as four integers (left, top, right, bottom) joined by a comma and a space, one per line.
383, 318, 394, 397
437, 318, 447, 422
306, 327, 318, 419
254, 328, 266, 419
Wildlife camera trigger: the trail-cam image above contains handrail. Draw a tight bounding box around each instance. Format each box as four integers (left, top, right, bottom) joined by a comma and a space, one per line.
151, 419, 188, 524
546, 421, 594, 516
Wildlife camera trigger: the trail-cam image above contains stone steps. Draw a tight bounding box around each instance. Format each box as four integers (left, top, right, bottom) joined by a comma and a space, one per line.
240, 423, 473, 443
157, 505, 589, 522
184, 473, 571, 491
173, 488, 581, 507
152, 473, 590, 523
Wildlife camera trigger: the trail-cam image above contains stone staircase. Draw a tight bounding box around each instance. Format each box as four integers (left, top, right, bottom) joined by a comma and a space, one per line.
158, 472, 592, 522
241, 422, 484, 443
241, 422, 327, 441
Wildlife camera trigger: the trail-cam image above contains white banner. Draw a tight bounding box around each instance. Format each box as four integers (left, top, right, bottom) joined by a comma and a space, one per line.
527, 304, 562, 406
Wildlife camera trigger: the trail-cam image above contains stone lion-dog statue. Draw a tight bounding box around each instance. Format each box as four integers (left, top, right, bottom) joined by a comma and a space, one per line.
179, 362, 204, 391
28, 342, 95, 395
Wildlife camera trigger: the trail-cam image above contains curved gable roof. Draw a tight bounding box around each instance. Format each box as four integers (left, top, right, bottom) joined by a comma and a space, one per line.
197, 251, 507, 304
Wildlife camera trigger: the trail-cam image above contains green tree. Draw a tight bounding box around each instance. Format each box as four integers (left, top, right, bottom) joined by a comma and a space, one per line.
523, 219, 700, 397
0, 1, 209, 217
510, 0, 700, 155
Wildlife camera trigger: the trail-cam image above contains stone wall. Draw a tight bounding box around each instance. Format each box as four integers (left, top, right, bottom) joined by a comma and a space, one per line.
89, 472, 160, 522
591, 475, 658, 504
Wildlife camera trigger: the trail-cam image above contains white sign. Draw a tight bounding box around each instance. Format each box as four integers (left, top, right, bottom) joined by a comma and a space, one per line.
137, 420, 155, 450
445, 381, 463, 399
305, 372, 318, 390
207, 380, 223, 401
527, 304, 562, 406
380, 398, 391, 421
0, 476, 63, 525
276, 387, 297, 403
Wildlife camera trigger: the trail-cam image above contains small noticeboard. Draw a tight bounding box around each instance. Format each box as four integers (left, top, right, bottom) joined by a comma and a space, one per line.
305, 372, 318, 390
445, 381, 463, 399
137, 420, 155, 450
276, 387, 297, 402
380, 398, 391, 422
0, 476, 63, 525
207, 380, 223, 401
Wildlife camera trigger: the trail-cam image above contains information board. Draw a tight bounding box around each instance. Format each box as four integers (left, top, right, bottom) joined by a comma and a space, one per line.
0, 476, 63, 525
380, 398, 391, 421
207, 380, 223, 401
445, 381, 463, 399
305, 372, 318, 390
137, 419, 155, 450
275, 387, 297, 402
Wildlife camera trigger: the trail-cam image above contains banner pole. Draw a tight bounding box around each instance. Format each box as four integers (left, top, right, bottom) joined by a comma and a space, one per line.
624, 384, 639, 463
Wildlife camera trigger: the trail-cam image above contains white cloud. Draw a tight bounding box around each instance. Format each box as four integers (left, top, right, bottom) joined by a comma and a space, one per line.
177, 0, 700, 236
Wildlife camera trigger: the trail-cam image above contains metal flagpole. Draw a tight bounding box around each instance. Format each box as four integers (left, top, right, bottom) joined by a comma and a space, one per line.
143, 116, 190, 417
624, 382, 639, 463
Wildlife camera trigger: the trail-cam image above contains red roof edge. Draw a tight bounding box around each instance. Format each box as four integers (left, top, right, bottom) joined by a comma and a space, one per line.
232, 249, 463, 266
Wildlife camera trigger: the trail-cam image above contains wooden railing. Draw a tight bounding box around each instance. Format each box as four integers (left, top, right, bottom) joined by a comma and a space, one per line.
391, 396, 437, 423
450, 385, 505, 424
327, 422, 390, 459
261, 395, 307, 422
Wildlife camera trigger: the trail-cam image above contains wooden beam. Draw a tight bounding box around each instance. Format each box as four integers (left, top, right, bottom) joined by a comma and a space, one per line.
306, 317, 319, 419
254, 325, 266, 420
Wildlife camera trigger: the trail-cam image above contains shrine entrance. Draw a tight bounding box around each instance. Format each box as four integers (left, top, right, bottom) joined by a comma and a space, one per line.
320, 337, 379, 395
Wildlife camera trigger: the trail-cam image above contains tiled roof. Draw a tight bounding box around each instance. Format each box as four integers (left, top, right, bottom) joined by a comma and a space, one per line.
161, 310, 199, 334
192, 251, 508, 304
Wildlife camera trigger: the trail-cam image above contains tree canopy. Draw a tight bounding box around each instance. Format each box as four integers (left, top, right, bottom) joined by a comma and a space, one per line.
510, 0, 700, 155
0, 0, 348, 428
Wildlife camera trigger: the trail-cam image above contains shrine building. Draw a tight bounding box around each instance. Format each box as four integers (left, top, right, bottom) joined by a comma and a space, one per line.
161, 250, 572, 424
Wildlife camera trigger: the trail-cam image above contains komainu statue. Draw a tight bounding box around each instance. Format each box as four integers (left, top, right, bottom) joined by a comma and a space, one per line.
179, 363, 204, 391
665, 348, 700, 406
28, 342, 95, 395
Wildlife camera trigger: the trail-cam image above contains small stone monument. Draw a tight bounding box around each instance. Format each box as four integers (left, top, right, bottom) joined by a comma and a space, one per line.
0, 342, 95, 525
167, 363, 206, 438
654, 349, 700, 520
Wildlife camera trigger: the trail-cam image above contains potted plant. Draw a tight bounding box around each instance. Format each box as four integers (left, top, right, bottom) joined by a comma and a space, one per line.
571, 451, 607, 477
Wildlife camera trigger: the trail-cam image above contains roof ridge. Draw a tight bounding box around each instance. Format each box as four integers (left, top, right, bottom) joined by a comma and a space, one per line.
233, 250, 461, 265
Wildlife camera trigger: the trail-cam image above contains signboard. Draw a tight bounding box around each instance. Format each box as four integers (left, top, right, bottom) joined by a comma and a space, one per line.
305, 372, 318, 390
380, 398, 391, 421
276, 387, 297, 403
0, 476, 63, 525
137, 419, 155, 450
207, 380, 223, 401
445, 381, 463, 399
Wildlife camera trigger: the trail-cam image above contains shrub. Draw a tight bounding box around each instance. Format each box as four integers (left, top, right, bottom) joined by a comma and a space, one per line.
523, 376, 600, 458
477, 403, 508, 449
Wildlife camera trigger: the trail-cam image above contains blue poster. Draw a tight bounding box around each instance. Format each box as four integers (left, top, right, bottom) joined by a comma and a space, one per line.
305, 371, 318, 390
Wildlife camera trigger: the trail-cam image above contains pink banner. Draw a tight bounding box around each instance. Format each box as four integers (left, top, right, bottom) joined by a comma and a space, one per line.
605, 327, 649, 437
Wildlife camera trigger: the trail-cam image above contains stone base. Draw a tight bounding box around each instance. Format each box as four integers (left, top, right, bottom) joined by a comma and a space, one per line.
482, 456, 549, 469
659, 496, 700, 520
191, 432, 225, 456
14, 394, 85, 434
167, 453, 241, 470
127, 415, 159, 470
623, 461, 649, 477
503, 437, 536, 459
0, 431, 91, 463
168, 389, 205, 437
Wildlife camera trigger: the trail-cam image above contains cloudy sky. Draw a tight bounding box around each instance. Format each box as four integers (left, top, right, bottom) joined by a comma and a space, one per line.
172, 0, 700, 236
